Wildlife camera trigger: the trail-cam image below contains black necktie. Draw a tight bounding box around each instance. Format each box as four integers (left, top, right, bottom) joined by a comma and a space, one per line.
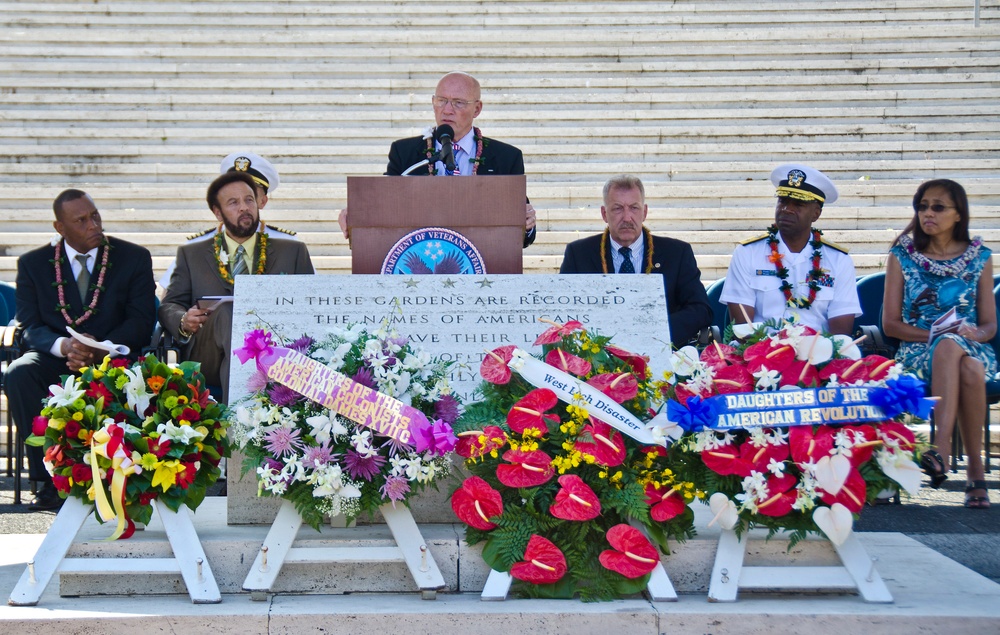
618, 246, 635, 274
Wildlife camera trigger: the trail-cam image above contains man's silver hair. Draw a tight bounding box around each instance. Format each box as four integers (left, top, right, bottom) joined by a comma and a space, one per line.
603, 174, 645, 205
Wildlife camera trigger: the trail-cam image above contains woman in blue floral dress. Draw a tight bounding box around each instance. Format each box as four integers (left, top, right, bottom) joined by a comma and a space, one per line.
883, 179, 995, 509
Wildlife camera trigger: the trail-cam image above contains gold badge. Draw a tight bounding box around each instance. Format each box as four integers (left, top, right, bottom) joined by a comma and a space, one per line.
787, 169, 806, 187
234, 156, 251, 172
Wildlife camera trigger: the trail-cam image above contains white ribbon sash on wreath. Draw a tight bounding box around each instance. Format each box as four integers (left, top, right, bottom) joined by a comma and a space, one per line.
508, 348, 661, 445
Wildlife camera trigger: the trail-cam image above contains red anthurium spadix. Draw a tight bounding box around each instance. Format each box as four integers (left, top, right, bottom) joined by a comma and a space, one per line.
755, 472, 799, 518
606, 344, 649, 378
587, 372, 639, 404
510, 534, 567, 584
480, 345, 517, 385
738, 437, 790, 476
455, 425, 508, 459
599, 524, 660, 579
496, 449, 555, 488
644, 482, 687, 522
778, 359, 820, 388
876, 421, 917, 452
838, 425, 881, 466
545, 348, 592, 377
575, 419, 627, 467
818, 358, 870, 384
789, 425, 836, 468
507, 388, 560, 434
862, 355, 897, 381
533, 320, 585, 346
451, 476, 503, 531
672, 382, 711, 407
549, 474, 601, 521
820, 467, 867, 513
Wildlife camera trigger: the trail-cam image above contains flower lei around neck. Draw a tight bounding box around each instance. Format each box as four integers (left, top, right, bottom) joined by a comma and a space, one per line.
53, 238, 111, 326
424, 126, 485, 175
600, 227, 654, 274
214, 223, 267, 284
898, 234, 983, 277
767, 224, 824, 310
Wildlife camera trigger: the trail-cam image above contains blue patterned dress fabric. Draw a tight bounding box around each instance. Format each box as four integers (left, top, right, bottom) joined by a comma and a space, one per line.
891, 236, 996, 380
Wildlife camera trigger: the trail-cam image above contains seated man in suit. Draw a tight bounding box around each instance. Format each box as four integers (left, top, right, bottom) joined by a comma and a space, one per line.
5, 189, 156, 510
339, 71, 537, 247
720, 164, 861, 335
159, 171, 313, 402
560, 174, 713, 347
157, 151, 305, 289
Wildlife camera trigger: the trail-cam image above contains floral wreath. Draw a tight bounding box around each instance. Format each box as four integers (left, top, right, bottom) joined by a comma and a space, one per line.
664, 320, 930, 545
27, 356, 230, 539
229, 321, 460, 530
451, 322, 697, 601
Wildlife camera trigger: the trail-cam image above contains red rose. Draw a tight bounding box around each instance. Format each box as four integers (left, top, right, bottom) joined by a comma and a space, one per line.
51, 474, 71, 493
64, 420, 82, 440
180, 407, 200, 422
32, 415, 49, 437
138, 491, 158, 504
71, 462, 93, 483
110, 358, 129, 368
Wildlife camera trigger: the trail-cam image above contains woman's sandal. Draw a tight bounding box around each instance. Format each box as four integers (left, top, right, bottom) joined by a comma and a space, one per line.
965, 480, 991, 510
920, 450, 948, 489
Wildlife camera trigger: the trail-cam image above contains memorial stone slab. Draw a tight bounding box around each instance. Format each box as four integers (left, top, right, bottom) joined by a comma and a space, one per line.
227, 274, 670, 524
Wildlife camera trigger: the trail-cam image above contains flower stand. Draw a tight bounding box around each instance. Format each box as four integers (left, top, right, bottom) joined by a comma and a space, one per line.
8, 497, 221, 606
242, 499, 446, 600
707, 527, 892, 603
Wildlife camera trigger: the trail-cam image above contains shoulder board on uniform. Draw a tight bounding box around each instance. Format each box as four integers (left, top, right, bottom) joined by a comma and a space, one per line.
185, 227, 215, 240
821, 238, 849, 254
740, 234, 769, 246
265, 223, 296, 236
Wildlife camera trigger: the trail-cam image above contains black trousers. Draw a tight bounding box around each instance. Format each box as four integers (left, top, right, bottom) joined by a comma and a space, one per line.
4, 351, 70, 483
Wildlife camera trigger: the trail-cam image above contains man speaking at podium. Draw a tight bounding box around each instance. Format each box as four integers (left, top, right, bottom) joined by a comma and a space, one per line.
339, 71, 536, 247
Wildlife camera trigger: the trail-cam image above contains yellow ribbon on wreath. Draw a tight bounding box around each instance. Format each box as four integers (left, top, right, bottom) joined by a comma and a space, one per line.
89, 421, 143, 540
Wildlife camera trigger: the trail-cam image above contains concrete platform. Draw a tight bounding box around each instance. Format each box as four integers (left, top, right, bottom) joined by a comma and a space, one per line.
2, 497, 999, 634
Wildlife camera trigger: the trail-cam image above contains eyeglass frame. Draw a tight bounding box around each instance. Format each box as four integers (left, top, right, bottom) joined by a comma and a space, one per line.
916, 203, 957, 213
431, 95, 479, 111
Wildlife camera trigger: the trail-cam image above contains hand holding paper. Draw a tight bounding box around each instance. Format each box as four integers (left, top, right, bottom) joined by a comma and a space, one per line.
66, 326, 130, 357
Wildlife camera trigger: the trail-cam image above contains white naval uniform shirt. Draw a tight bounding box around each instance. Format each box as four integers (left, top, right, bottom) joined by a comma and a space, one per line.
719, 233, 862, 333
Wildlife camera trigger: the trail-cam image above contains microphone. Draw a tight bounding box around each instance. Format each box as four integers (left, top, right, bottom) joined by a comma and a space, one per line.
434, 124, 456, 173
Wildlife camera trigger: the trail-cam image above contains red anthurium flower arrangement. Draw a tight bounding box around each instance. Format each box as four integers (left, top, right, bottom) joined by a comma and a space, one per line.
452, 323, 697, 601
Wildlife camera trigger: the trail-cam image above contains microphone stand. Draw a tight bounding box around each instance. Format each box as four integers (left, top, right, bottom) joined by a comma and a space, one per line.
402, 152, 442, 176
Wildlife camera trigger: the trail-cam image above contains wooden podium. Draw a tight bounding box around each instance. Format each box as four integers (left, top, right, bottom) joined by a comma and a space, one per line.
346, 175, 526, 274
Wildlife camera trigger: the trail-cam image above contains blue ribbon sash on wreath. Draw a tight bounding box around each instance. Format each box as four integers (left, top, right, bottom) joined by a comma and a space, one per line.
669, 378, 934, 433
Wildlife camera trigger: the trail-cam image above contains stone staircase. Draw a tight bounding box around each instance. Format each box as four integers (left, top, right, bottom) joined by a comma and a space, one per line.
0, 0, 998, 283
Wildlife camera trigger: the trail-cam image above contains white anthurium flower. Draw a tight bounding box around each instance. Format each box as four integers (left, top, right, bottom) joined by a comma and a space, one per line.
707, 493, 739, 530
121, 366, 153, 416
157, 420, 206, 444
669, 346, 702, 378
46, 375, 86, 408
731, 322, 762, 340
876, 449, 922, 496
795, 334, 834, 365
831, 334, 862, 360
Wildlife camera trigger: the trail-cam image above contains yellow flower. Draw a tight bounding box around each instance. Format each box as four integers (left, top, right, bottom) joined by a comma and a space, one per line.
72, 411, 84, 421
151, 459, 184, 492
139, 453, 160, 471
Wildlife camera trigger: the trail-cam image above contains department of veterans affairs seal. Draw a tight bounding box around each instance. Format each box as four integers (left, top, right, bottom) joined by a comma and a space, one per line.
381, 227, 486, 275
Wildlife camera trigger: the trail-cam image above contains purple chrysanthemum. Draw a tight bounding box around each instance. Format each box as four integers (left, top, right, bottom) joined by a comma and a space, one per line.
380, 475, 410, 503
434, 395, 460, 424
268, 384, 303, 407
381, 435, 414, 457
289, 335, 315, 353
302, 442, 336, 469
263, 426, 304, 458
344, 450, 386, 481
351, 367, 376, 389
247, 370, 268, 392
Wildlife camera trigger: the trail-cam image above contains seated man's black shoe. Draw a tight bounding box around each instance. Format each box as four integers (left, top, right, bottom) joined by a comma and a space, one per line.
28, 483, 64, 512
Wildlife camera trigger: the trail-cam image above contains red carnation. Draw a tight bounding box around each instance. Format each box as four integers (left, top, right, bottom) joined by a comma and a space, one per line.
544, 348, 592, 377
455, 425, 507, 459
599, 524, 660, 578
587, 372, 638, 404
496, 449, 555, 488
507, 389, 559, 435
644, 483, 687, 522
451, 476, 504, 530
549, 474, 601, 521
606, 344, 649, 377
574, 419, 626, 467
533, 320, 584, 346
71, 462, 92, 483
510, 535, 567, 584
480, 345, 516, 385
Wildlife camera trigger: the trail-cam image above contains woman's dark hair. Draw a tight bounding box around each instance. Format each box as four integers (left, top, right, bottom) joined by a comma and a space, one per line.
892, 178, 970, 251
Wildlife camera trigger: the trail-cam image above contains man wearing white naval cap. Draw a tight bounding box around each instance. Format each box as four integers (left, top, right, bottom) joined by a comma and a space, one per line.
158, 151, 306, 288
720, 164, 861, 335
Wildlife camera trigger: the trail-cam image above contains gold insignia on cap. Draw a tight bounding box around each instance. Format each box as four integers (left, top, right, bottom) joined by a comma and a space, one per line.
787, 169, 806, 188
234, 156, 251, 172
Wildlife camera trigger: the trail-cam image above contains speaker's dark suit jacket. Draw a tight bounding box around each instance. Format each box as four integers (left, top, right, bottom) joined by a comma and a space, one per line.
6, 236, 156, 480
559, 231, 713, 347
384, 133, 535, 247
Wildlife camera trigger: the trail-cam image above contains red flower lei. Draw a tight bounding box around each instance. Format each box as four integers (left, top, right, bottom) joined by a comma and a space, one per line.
53, 239, 111, 326
767, 224, 825, 309
424, 126, 484, 175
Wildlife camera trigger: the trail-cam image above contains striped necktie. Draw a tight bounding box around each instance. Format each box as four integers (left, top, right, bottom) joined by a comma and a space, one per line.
231, 244, 249, 276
